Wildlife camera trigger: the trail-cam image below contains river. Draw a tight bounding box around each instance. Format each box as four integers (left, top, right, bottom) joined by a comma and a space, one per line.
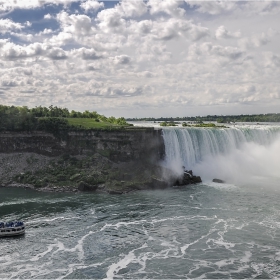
1, 123, 280, 279
1, 182, 280, 278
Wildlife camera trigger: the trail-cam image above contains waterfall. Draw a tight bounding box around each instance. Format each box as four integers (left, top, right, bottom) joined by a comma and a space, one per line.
162, 125, 280, 184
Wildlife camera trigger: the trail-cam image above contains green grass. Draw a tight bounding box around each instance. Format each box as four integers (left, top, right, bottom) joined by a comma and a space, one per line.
66, 118, 122, 129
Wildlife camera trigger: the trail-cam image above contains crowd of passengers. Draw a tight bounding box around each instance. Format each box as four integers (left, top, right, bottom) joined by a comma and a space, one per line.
0, 221, 24, 228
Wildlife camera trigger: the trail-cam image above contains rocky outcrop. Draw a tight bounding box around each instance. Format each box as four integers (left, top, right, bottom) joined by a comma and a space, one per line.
77, 181, 98, 192
173, 170, 202, 187
212, 178, 225, 183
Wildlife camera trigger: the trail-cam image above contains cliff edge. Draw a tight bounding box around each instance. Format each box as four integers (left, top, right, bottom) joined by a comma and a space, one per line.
0, 128, 169, 194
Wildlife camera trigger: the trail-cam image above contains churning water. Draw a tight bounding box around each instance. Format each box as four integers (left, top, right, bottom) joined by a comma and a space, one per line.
162, 125, 280, 186
1, 124, 280, 279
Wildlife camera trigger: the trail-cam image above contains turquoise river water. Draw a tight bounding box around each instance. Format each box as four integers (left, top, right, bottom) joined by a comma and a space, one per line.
1, 182, 280, 279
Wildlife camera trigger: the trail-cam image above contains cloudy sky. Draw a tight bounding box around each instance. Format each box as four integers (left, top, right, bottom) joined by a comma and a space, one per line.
0, 0, 280, 117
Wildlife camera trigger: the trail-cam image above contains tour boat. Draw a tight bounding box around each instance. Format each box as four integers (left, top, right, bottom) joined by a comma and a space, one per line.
0, 221, 25, 237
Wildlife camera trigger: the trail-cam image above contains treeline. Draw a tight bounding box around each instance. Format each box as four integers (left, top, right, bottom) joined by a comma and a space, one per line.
127, 113, 280, 123
0, 105, 128, 132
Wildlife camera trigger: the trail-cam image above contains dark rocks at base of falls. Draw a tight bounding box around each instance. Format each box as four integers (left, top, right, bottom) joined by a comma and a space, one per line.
212, 178, 225, 184
77, 181, 98, 192
173, 170, 202, 187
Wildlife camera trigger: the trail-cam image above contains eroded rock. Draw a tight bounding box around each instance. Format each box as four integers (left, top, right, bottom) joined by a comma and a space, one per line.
212, 178, 225, 183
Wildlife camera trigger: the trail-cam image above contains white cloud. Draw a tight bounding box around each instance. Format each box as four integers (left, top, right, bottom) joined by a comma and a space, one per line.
242, 1, 280, 16
145, 18, 209, 41
116, 0, 147, 18
96, 8, 126, 33
0, 0, 78, 11
40, 28, 54, 35
57, 11, 93, 35
0, 0, 280, 116
112, 55, 131, 65
44, 13, 53, 19
0, 19, 24, 33
215, 25, 241, 40
80, 0, 104, 13
0, 41, 68, 61
48, 32, 74, 46
238, 29, 276, 50
187, 1, 238, 15
148, 0, 186, 17
76, 47, 104, 60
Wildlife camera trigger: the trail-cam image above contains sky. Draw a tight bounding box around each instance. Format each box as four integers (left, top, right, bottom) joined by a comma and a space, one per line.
0, 0, 280, 118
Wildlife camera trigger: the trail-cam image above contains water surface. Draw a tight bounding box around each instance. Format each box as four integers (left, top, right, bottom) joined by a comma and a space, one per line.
1, 184, 280, 279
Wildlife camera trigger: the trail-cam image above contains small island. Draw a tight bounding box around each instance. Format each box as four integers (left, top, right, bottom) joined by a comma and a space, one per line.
160, 121, 227, 128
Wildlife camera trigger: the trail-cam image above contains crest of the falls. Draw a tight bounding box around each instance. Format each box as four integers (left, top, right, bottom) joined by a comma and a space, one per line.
162, 126, 280, 184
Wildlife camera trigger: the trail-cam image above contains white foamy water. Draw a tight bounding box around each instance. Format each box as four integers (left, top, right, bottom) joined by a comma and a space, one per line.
162, 125, 280, 186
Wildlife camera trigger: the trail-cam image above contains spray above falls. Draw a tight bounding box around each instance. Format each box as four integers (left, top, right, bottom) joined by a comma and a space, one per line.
162, 125, 280, 184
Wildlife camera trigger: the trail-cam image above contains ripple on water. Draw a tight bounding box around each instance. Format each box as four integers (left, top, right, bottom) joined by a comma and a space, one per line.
1, 185, 280, 279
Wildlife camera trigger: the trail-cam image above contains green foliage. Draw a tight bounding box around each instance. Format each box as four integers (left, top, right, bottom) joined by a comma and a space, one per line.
160, 121, 177, 127
0, 105, 37, 131
128, 113, 280, 123
194, 123, 217, 127
67, 118, 115, 129
182, 122, 227, 128
0, 104, 131, 133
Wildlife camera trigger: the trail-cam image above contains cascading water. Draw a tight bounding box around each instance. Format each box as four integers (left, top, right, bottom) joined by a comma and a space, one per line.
162, 125, 280, 185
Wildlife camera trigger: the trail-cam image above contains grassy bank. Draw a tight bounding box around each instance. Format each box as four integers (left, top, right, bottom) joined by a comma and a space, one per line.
66, 118, 130, 129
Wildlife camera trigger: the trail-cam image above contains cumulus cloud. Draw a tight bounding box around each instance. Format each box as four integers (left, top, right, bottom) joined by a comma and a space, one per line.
215, 26, 241, 40
44, 13, 53, 19
112, 55, 131, 65
0, 0, 78, 11
187, 1, 238, 15
137, 71, 154, 78
0, 0, 280, 116
188, 42, 244, 61
77, 48, 103, 60
96, 8, 126, 33
80, 0, 104, 13
238, 30, 276, 50
1, 79, 18, 87
148, 0, 186, 17
0, 19, 24, 33
116, 0, 147, 18
87, 85, 143, 98
150, 18, 209, 41
57, 11, 93, 35
0, 41, 68, 61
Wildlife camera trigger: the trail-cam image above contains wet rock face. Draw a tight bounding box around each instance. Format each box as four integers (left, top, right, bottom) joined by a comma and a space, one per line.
77, 181, 98, 192
173, 170, 202, 187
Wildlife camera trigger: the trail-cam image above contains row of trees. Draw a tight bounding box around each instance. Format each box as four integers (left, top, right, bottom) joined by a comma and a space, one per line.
127, 113, 280, 123
0, 105, 128, 131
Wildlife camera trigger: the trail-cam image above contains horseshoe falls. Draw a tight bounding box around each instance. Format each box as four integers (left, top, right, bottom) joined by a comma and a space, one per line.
2, 124, 280, 279
162, 125, 280, 186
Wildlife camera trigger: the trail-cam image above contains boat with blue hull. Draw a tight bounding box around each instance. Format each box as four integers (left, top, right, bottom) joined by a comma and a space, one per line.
0, 221, 25, 237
